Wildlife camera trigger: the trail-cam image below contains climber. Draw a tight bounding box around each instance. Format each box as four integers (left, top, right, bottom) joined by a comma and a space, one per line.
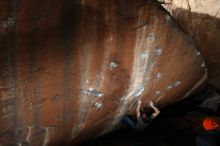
121, 100, 160, 131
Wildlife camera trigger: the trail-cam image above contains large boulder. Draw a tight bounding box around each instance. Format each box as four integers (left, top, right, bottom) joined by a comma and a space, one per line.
0, 0, 206, 145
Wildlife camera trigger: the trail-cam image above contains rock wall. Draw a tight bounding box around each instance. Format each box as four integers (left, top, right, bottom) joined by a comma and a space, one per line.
0, 0, 207, 145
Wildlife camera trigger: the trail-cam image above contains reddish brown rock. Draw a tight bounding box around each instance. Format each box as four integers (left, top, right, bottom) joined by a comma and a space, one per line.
0, 0, 206, 145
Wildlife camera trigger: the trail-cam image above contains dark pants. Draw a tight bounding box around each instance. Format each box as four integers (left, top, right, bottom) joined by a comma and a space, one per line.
121, 115, 137, 129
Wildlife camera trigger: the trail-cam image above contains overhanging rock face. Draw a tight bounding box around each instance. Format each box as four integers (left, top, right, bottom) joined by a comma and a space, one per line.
0, 0, 207, 145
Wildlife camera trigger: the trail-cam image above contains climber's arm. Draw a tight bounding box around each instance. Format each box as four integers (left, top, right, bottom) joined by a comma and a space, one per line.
149, 101, 160, 119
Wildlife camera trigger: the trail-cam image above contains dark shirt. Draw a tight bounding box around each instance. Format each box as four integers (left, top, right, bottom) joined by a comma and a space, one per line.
135, 115, 153, 131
